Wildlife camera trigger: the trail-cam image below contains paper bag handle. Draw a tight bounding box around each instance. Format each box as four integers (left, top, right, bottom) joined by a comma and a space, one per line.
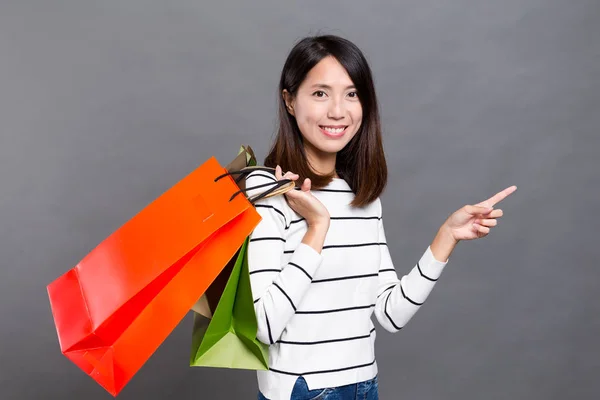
215, 166, 295, 204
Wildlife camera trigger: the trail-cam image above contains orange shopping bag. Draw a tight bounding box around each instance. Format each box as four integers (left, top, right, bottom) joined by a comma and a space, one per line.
46, 155, 292, 396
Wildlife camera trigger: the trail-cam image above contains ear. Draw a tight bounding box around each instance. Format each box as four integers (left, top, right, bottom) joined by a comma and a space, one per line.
282, 89, 295, 116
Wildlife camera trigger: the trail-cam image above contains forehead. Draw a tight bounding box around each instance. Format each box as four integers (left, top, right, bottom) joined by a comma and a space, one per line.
302, 56, 355, 88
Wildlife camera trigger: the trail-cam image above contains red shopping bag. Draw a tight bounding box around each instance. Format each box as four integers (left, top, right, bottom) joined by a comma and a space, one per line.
46, 156, 290, 396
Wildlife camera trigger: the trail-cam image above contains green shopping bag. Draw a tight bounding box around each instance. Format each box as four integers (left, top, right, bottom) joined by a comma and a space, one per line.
189, 237, 269, 369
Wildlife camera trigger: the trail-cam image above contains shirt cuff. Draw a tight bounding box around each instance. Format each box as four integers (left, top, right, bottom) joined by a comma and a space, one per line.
287, 242, 324, 278
418, 246, 448, 280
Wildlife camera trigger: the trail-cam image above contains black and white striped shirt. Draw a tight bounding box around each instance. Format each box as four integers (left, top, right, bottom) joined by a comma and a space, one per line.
246, 171, 448, 400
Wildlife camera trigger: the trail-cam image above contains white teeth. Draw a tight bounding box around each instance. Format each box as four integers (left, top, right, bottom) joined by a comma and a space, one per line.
322, 127, 345, 134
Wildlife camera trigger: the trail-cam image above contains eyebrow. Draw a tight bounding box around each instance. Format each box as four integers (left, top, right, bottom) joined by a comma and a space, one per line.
310, 84, 356, 90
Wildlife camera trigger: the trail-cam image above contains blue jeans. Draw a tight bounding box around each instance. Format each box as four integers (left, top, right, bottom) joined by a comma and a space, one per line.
258, 376, 378, 400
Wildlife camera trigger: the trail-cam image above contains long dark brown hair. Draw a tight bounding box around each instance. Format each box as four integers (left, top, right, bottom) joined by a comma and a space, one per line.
264, 35, 387, 208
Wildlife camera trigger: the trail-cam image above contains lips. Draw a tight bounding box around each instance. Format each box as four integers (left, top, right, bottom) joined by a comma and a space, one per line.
319, 125, 348, 138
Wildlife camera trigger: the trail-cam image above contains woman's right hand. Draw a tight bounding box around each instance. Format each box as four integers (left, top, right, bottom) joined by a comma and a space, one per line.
275, 165, 330, 228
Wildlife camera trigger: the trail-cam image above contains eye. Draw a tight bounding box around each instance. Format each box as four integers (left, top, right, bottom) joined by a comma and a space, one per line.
348, 91, 358, 98
312, 90, 327, 98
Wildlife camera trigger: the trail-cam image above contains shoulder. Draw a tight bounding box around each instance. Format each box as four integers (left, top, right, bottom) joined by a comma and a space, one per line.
245, 170, 282, 201
246, 169, 278, 187
371, 196, 383, 219
246, 170, 292, 224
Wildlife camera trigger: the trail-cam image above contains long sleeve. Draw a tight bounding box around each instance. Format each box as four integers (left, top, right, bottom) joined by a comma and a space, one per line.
246, 172, 324, 345
374, 200, 449, 332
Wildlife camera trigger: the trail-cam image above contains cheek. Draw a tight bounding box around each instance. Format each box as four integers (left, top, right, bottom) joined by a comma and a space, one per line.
350, 105, 363, 129
296, 104, 325, 127
353, 103, 363, 119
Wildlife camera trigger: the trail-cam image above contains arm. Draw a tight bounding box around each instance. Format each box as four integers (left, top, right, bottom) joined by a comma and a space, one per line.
246, 172, 326, 344
374, 199, 450, 332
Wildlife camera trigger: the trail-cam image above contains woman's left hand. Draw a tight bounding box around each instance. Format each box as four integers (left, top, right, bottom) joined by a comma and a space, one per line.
444, 185, 517, 241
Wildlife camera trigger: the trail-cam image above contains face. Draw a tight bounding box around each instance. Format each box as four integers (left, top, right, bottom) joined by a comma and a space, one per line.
284, 56, 363, 161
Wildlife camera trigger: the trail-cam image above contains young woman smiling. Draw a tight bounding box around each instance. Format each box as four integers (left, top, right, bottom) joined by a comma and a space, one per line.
245, 35, 517, 400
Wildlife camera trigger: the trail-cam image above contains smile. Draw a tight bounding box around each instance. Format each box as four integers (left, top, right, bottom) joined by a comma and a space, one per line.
319, 125, 348, 138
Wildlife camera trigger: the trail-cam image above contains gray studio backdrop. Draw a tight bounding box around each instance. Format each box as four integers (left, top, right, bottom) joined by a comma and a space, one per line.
1, 1, 598, 399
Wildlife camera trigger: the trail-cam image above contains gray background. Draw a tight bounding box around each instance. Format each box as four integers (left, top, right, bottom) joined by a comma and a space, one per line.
1, 0, 598, 399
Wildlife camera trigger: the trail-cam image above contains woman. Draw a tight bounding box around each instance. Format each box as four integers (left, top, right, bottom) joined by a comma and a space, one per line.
245, 34, 516, 400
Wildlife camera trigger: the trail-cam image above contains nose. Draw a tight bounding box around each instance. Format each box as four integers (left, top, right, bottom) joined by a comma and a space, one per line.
327, 98, 345, 120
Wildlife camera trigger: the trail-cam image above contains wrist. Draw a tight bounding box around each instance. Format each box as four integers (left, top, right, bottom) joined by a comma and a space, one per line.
308, 219, 330, 231
303, 222, 329, 254
439, 222, 458, 245
430, 223, 458, 262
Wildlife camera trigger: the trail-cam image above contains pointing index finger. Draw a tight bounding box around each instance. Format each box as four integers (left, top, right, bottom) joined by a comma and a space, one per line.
483, 185, 517, 207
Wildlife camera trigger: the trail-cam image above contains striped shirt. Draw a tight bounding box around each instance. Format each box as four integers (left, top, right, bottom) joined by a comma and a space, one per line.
246, 171, 448, 400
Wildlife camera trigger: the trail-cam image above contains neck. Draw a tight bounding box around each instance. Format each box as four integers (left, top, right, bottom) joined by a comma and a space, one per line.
305, 144, 338, 177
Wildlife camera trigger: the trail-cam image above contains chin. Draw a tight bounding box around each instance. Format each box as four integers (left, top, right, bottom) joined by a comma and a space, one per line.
314, 141, 350, 154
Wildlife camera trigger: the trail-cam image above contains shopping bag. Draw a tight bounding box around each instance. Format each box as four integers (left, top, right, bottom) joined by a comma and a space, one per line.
46, 154, 292, 396
192, 144, 258, 319
189, 146, 270, 370
190, 237, 269, 369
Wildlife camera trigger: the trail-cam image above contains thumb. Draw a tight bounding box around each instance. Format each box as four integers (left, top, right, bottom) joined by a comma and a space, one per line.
465, 204, 493, 215
301, 178, 311, 192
